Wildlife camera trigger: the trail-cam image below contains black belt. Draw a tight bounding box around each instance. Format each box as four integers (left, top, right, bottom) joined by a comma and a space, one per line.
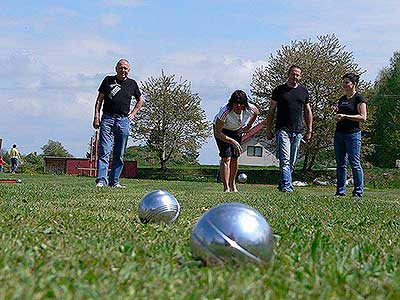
104, 112, 127, 118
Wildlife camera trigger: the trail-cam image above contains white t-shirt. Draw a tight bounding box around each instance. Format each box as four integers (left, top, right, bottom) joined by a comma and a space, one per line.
213, 103, 259, 131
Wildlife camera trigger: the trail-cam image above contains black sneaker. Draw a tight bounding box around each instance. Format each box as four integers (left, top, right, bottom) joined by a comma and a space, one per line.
335, 193, 345, 197
352, 193, 363, 198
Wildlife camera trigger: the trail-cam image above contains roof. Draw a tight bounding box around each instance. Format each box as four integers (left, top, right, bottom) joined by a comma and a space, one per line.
242, 122, 265, 143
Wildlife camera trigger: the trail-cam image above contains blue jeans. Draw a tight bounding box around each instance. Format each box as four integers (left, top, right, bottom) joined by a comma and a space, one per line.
11, 158, 18, 173
334, 131, 364, 196
96, 114, 130, 186
276, 130, 302, 192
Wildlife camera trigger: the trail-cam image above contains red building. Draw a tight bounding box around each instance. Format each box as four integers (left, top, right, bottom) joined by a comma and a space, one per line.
43, 157, 137, 178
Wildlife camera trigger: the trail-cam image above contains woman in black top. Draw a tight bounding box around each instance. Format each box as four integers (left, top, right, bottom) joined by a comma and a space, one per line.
334, 73, 367, 197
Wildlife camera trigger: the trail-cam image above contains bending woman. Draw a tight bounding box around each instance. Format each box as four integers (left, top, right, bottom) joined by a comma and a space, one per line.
213, 90, 259, 192
334, 73, 367, 197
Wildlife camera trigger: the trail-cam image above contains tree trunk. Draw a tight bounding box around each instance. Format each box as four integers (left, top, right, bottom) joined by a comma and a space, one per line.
160, 159, 167, 171
307, 154, 315, 171
159, 151, 167, 171
302, 152, 309, 174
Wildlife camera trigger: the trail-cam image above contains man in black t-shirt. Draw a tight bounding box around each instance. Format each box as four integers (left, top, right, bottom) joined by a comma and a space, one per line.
264, 65, 313, 192
93, 59, 144, 187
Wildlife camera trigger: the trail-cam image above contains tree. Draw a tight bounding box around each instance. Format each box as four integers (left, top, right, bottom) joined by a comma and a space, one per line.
131, 72, 211, 170
124, 145, 200, 167
367, 51, 400, 167
124, 145, 158, 166
21, 152, 44, 173
251, 34, 370, 171
41, 140, 73, 157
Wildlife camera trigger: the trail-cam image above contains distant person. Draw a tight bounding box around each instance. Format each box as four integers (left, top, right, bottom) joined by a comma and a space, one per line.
0, 155, 5, 172
10, 144, 21, 174
93, 59, 144, 187
334, 73, 367, 198
264, 65, 313, 192
213, 90, 259, 192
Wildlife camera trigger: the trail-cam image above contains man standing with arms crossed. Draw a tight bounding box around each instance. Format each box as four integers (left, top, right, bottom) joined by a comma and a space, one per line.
265, 65, 313, 192
93, 59, 144, 187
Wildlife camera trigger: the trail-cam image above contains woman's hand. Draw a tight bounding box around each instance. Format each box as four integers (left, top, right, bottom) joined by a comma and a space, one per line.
232, 140, 243, 156
238, 124, 251, 134
335, 114, 345, 121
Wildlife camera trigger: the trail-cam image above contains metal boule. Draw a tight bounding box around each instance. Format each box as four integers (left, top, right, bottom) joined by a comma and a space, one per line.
138, 190, 180, 224
191, 202, 274, 265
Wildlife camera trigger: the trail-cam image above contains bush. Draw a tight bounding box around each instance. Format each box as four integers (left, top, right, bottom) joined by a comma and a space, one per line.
137, 166, 400, 188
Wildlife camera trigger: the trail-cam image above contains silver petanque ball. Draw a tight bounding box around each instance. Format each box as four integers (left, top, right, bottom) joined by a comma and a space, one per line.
191, 203, 274, 265
138, 190, 180, 224
238, 173, 247, 183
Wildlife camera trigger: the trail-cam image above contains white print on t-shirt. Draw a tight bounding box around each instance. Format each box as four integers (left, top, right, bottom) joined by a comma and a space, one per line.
109, 82, 121, 99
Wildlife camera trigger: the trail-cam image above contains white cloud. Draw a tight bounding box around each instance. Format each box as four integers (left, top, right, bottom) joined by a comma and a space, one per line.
3, 37, 129, 76
0, 51, 100, 156
161, 52, 266, 90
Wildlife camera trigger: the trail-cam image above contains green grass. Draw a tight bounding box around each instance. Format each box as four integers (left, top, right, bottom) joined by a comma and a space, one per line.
1, 174, 399, 300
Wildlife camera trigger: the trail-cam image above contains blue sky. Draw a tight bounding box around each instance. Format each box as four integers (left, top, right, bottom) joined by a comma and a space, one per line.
1, 0, 398, 165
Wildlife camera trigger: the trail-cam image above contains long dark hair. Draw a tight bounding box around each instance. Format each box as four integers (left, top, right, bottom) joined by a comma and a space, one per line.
227, 90, 250, 110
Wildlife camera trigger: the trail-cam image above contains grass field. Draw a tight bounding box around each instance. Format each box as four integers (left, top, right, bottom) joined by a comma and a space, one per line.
1, 174, 399, 300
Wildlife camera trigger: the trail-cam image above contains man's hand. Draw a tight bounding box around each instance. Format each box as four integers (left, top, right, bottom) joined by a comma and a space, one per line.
93, 116, 100, 129
128, 112, 136, 122
93, 93, 104, 129
266, 129, 274, 140
128, 95, 144, 122
304, 130, 312, 142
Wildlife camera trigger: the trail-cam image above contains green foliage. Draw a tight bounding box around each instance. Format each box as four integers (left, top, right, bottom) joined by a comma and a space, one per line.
367, 51, 400, 167
18, 152, 44, 174
125, 145, 200, 167
131, 72, 211, 170
251, 34, 371, 171
41, 140, 73, 158
0, 174, 399, 299
124, 145, 158, 165
1, 151, 10, 164
137, 166, 400, 187
0, 151, 44, 174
